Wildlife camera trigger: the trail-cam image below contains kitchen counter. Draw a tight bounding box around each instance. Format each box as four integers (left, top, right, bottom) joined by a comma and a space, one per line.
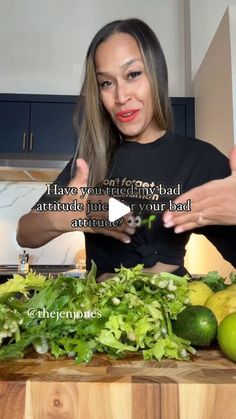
0, 348, 236, 419
0, 265, 75, 278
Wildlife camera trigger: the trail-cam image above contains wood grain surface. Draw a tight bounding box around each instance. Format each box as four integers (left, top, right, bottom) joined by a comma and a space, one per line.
0, 348, 236, 419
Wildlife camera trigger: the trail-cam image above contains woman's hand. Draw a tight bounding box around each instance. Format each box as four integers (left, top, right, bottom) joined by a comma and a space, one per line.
60, 158, 136, 243
162, 146, 236, 232
17, 158, 136, 248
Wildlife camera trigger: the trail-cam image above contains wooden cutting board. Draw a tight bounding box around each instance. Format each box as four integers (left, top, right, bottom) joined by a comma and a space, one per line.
0, 348, 236, 419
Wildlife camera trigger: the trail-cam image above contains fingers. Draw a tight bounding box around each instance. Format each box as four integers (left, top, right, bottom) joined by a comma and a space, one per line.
60, 159, 139, 240
162, 187, 202, 227
163, 185, 216, 233
110, 214, 136, 236
169, 181, 213, 207
174, 208, 209, 232
173, 221, 203, 234
122, 213, 136, 233
122, 225, 136, 235
93, 227, 133, 243
162, 180, 220, 230
163, 207, 211, 233
163, 192, 202, 226
69, 158, 89, 188
163, 209, 204, 233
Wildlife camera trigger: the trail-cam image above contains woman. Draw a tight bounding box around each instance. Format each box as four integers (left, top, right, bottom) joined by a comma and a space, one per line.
17, 18, 236, 280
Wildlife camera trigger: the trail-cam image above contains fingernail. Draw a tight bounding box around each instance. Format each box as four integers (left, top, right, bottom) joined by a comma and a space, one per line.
164, 221, 174, 228
123, 238, 131, 244
163, 214, 172, 223
174, 226, 183, 234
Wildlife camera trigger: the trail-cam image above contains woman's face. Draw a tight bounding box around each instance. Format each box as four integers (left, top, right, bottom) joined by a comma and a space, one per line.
95, 33, 161, 143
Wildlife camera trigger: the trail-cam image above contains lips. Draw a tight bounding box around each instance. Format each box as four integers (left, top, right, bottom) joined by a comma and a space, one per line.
115, 109, 140, 123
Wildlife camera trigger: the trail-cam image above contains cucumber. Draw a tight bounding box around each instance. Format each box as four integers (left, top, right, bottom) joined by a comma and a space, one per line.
172, 305, 218, 347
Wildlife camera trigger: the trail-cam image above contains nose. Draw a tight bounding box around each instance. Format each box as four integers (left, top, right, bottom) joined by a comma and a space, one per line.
115, 81, 131, 105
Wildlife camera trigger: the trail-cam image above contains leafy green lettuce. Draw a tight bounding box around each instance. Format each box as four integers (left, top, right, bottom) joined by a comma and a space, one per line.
0, 264, 196, 363
199, 271, 236, 292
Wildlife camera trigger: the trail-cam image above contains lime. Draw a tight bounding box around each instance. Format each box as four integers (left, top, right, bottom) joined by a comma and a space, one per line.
217, 312, 236, 361
188, 281, 214, 305
205, 290, 236, 324
172, 305, 218, 347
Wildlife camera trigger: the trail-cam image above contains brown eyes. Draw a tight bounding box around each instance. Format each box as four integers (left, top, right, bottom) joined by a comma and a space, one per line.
99, 80, 112, 89
98, 71, 142, 89
127, 71, 142, 79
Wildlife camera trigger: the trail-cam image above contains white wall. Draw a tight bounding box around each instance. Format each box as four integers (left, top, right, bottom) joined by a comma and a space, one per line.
189, 0, 236, 80
184, 7, 235, 278
0, 0, 185, 96
193, 8, 234, 157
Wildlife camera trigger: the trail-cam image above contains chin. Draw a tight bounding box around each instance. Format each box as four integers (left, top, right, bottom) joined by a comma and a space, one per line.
119, 128, 141, 139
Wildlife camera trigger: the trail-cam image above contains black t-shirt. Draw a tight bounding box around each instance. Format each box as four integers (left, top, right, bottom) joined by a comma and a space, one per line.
33, 132, 236, 277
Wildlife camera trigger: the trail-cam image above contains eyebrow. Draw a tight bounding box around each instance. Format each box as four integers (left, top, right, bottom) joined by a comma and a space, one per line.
96, 58, 143, 76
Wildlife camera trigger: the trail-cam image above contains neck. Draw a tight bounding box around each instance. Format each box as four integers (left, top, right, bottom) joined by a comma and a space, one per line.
137, 129, 166, 144
125, 129, 167, 144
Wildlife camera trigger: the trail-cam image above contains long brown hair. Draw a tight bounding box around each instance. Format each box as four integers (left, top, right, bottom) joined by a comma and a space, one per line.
73, 18, 172, 186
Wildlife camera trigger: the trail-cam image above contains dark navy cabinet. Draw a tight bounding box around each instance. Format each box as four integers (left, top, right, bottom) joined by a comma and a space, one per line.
29, 102, 75, 154
0, 94, 76, 156
171, 98, 195, 138
0, 94, 194, 158
0, 101, 30, 153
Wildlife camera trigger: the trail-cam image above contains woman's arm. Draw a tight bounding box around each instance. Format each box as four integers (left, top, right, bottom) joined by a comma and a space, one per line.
16, 159, 136, 248
17, 210, 68, 248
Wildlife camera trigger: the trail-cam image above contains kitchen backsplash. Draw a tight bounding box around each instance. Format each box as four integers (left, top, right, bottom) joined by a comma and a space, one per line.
0, 181, 84, 265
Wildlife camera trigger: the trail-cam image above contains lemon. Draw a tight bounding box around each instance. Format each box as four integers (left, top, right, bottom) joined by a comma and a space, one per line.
188, 281, 214, 305
205, 289, 236, 324
227, 284, 236, 292
217, 312, 236, 361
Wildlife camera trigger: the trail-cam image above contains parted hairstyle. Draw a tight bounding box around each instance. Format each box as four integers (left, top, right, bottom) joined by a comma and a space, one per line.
72, 18, 172, 186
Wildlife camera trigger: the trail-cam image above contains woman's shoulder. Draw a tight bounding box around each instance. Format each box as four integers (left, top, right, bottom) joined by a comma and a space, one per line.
168, 132, 228, 160
169, 131, 219, 149
115, 131, 228, 164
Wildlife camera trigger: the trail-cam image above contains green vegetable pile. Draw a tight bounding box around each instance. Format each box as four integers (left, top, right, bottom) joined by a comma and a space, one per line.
0, 264, 196, 363
199, 271, 236, 292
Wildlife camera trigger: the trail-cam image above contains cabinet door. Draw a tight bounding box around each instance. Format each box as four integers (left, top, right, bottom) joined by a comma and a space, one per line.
30, 103, 76, 155
171, 99, 195, 137
0, 102, 30, 153
172, 104, 186, 136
